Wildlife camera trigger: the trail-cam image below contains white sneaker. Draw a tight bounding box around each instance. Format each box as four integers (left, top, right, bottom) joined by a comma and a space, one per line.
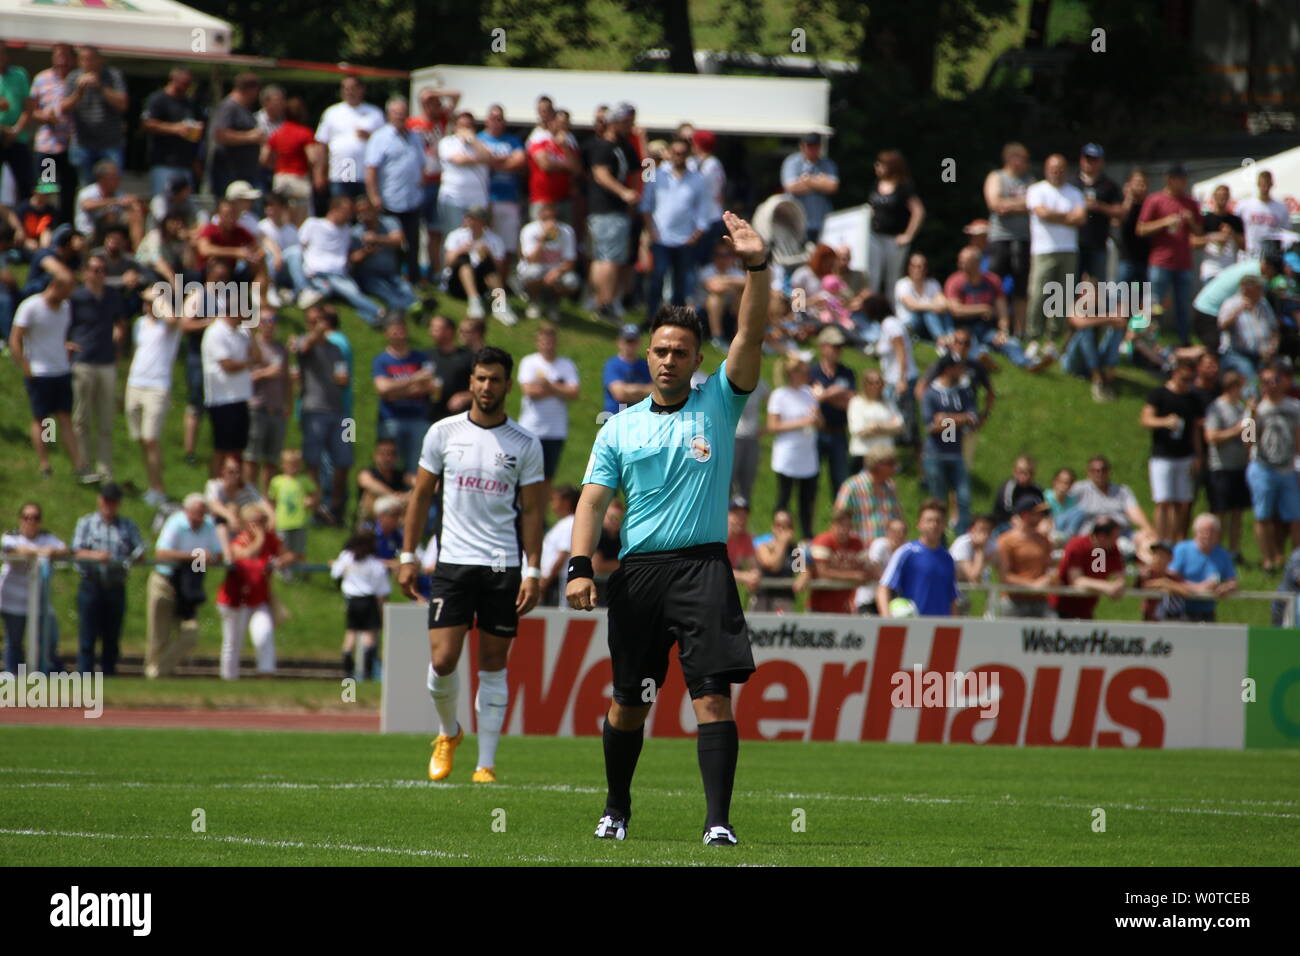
525, 302, 542, 320
1025, 341, 1041, 361
466, 296, 486, 320
495, 304, 519, 327
266, 286, 283, 309
297, 288, 325, 310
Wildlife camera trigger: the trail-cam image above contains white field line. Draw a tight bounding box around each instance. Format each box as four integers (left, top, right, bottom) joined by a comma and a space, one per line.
0, 828, 709, 867
0, 778, 1297, 819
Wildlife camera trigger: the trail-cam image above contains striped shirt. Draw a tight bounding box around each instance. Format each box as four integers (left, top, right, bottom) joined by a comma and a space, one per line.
71, 512, 144, 585
834, 472, 902, 544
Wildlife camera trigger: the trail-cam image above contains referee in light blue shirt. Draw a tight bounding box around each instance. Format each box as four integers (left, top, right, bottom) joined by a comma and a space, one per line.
568, 211, 770, 848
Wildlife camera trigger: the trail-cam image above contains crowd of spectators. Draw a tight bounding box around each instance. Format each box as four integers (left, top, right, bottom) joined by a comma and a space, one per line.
6, 43, 1300, 680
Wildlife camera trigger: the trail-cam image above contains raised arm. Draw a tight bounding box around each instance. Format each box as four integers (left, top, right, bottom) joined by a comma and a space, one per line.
722, 210, 770, 392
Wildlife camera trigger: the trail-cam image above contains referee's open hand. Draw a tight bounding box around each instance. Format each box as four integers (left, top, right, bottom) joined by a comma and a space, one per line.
566, 578, 597, 611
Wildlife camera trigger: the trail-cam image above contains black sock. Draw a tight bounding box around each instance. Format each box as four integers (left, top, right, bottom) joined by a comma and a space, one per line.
602, 718, 644, 819
697, 720, 739, 829
342, 651, 354, 676
362, 646, 377, 679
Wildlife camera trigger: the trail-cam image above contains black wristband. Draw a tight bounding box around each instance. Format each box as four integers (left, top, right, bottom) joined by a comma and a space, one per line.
567, 555, 594, 581
745, 250, 771, 272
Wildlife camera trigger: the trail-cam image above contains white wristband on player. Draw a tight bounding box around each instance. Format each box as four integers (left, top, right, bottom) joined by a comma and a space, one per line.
524, 566, 542, 580
399, 552, 417, 565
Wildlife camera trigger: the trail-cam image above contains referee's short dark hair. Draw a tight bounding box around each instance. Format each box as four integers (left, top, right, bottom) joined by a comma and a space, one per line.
649, 304, 705, 349
473, 345, 514, 378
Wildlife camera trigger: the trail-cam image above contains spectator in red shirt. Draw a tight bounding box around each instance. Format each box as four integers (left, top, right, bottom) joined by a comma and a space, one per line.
727, 498, 761, 594
944, 245, 1050, 372
527, 114, 579, 225
799, 507, 872, 614
261, 97, 320, 224
1136, 164, 1204, 345
195, 198, 272, 315
216, 503, 297, 679
1051, 517, 1127, 619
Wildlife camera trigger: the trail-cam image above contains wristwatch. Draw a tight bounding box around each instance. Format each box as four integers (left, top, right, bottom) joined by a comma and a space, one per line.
399, 552, 417, 565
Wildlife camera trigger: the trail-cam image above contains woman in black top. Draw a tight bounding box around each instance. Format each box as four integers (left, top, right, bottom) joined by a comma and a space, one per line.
1118, 168, 1151, 286
868, 150, 925, 304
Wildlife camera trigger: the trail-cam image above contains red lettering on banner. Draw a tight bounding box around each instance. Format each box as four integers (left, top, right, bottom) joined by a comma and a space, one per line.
1097, 667, 1168, 748
947, 665, 1026, 745
811, 661, 867, 740
507, 616, 594, 734
649, 652, 691, 738
917, 626, 961, 742
572, 659, 613, 737
735, 661, 809, 740
1024, 667, 1104, 747
861, 626, 906, 740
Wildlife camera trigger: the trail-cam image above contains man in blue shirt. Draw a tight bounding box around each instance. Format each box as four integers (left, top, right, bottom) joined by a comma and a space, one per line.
921, 355, 977, 534
1171, 514, 1238, 622
365, 97, 425, 285
877, 499, 959, 616
781, 132, 840, 243
568, 211, 769, 848
640, 137, 711, 321
477, 103, 526, 276
371, 316, 434, 479
601, 324, 653, 416
146, 494, 225, 679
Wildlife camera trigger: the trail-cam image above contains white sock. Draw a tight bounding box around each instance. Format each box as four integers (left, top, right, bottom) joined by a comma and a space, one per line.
475, 669, 509, 770
427, 665, 460, 738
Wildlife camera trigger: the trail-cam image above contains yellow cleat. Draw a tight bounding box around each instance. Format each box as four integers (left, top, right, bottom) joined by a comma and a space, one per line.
472, 767, 497, 784
427, 726, 464, 781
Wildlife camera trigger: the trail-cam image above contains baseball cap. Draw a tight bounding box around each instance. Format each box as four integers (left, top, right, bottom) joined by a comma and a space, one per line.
225, 180, 262, 201
465, 205, 489, 221
35, 182, 59, 195
618, 323, 641, 341
1166, 163, 1189, 178
963, 218, 990, 236
610, 102, 635, 122
800, 132, 822, 146
100, 481, 124, 502
1081, 143, 1105, 159
816, 325, 846, 346
693, 129, 716, 152
1092, 517, 1120, 534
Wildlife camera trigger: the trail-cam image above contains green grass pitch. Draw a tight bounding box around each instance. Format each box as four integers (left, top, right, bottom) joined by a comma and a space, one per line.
1, 726, 1296, 866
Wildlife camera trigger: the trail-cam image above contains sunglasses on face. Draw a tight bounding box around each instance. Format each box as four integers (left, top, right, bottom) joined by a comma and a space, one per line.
20, 513, 40, 521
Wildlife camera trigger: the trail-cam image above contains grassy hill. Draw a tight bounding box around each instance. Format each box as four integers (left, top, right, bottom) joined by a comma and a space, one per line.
0, 279, 1283, 670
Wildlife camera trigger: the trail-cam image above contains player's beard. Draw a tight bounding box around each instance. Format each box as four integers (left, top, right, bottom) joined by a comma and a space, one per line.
475, 392, 505, 415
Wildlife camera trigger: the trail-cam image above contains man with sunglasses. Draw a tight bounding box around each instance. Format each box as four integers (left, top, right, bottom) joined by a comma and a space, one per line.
0, 503, 69, 673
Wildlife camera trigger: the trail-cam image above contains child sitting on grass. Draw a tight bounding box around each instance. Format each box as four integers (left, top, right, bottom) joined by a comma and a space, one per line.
329, 528, 389, 679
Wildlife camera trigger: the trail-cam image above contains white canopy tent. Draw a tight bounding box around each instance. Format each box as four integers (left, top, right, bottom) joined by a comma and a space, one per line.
1193, 144, 1300, 223
410, 64, 831, 137
0, 0, 232, 58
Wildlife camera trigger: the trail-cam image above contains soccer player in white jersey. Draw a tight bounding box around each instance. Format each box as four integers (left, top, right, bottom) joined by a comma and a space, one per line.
567, 211, 770, 846
398, 346, 545, 783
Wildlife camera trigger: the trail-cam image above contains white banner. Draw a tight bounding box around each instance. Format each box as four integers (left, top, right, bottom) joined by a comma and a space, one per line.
382, 608, 1248, 749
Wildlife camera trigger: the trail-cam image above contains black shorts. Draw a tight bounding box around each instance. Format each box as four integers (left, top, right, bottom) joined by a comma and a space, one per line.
447, 255, 497, 299
1207, 468, 1251, 513
606, 543, 754, 704
427, 562, 521, 637
345, 595, 383, 631
25, 373, 73, 420
209, 400, 250, 453
987, 238, 1029, 296
539, 438, 564, 480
